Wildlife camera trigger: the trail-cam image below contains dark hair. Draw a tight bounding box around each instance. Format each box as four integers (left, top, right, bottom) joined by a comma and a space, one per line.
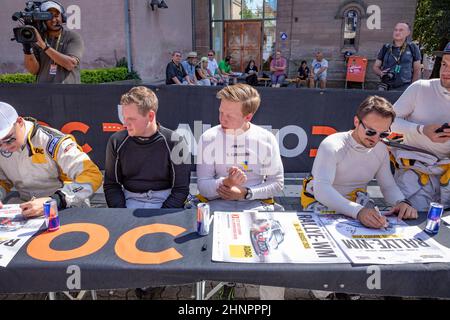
208, 49, 216, 55
301, 60, 307, 66
225, 55, 232, 63
247, 59, 256, 67
356, 96, 396, 122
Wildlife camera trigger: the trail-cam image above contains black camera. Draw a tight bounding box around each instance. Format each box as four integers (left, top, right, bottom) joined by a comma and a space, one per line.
378, 71, 396, 91
435, 123, 450, 133
12, 1, 52, 44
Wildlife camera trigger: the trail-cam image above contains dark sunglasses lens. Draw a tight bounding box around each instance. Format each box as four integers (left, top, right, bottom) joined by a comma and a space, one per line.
379, 132, 390, 139
365, 129, 377, 137
5, 138, 15, 145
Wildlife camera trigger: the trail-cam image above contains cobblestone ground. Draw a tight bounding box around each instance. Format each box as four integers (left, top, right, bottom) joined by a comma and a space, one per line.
1, 284, 392, 300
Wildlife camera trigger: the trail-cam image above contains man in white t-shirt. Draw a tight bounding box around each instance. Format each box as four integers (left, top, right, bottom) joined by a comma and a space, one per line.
207, 50, 220, 76
311, 51, 329, 89
390, 42, 450, 210
197, 83, 285, 300
302, 95, 417, 228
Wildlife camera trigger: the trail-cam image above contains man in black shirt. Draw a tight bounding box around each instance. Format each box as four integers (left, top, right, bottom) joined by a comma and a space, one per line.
104, 86, 190, 208
166, 51, 191, 85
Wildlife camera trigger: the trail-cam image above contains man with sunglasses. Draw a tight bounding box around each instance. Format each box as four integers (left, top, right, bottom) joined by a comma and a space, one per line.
165, 51, 191, 85
302, 96, 417, 229
0, 102, 102, 218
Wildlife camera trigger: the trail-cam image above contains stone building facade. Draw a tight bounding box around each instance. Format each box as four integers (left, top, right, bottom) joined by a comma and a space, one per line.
194, 0, 419, 87
1, 0, 418, 86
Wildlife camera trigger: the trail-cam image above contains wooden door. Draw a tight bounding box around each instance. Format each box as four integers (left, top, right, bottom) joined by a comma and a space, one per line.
224, 21, 262, 72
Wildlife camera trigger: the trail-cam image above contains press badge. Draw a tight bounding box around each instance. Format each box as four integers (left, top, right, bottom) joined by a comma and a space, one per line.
49, 64, 58, 75
394, 65, 401, 73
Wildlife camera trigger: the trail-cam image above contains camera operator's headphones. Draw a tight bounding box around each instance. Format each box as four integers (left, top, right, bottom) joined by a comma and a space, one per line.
40, 0, 67, 23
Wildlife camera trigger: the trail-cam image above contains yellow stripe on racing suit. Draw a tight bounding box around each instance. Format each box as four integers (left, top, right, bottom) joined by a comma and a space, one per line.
0, 119, 102, 208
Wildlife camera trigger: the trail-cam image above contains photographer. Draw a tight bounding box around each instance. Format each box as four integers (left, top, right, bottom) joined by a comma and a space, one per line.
373, 22, 421, 91
22, 1, 84, 84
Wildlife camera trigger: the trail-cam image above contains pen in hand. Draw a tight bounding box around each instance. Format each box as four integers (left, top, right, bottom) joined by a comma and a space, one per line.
375, 206, 389, 230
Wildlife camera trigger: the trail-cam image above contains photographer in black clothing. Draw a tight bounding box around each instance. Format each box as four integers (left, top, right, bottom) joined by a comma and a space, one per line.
104, 86, 190, 209
373, 22, 421, 91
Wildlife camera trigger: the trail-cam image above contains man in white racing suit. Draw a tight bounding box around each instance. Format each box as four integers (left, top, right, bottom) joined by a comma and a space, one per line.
390, 42, 450, 210
0, 102, 103, 218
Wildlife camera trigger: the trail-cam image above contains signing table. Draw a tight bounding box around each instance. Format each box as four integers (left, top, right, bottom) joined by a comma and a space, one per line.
0, 208, 449, 299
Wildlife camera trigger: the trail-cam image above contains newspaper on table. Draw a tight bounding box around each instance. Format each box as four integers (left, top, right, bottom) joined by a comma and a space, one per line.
442, 215, 450, 229
212, 211, 349, 263
319, 213, 450, 265
0, 204, 45, 267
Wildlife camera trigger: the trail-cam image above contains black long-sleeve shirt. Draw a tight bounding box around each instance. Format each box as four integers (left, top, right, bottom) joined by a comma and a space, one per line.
104, 126, 191, 208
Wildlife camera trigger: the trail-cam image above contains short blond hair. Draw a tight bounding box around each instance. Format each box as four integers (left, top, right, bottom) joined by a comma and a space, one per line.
120, 86, 158, 116
216, 83, 261, 116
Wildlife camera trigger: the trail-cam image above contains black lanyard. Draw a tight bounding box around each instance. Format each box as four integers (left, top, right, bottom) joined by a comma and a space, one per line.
389, 42, 408, 65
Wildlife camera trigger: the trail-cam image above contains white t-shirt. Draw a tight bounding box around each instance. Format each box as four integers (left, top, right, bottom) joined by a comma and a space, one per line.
196, 124, 284, 200
207, 59, 219, 76
311, 131, 405, 219
311, 59, 328, 77
392, 79, 450, 159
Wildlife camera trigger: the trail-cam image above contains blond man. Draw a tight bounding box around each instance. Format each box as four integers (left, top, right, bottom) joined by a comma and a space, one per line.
197, 83, 285, 300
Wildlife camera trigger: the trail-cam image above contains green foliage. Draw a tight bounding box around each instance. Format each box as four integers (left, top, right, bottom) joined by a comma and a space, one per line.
80, 67, 128, 84
0, 67, 137, 84
414, 0, 450, 54
0, 73, 36, 83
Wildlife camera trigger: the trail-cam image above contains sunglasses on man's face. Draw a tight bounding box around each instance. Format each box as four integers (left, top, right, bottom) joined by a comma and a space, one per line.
358, 118, 390, 139
0, 135, 16, 149
0, 123, 18, 148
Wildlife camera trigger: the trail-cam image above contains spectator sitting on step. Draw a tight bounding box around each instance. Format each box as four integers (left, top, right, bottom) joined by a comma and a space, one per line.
219, 55, 236, 85
182, 52, 200, 85
165, 51, 191, 85
270, 50, 287, 87
244, 59, 259, 86
207, 50, 225, 84
297, 60, 312, 88
311, 51, 329, 89
195, 57, 214, 86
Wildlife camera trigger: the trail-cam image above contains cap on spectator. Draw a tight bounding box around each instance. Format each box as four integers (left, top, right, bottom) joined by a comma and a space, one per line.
0, 102, 19, 139
187, 52, 198, 58
201, 57, 208, 63
435, 42, 450, 57
40, 1, 64, 13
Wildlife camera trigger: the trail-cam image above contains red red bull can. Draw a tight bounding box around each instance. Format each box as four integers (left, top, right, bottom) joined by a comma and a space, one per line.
44, 200, 60, 232
197, 203, 210, 236
425, 202, 444, 234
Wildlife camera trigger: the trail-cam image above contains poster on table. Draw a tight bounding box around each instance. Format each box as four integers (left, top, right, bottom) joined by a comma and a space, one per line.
319, 214, 450, 265
212, 211, 349, 264
442, 215, 450, 229
0, 205, 45, 267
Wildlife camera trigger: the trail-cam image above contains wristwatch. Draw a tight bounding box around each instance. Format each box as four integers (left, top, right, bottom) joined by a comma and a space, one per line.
245, 187, 253, 200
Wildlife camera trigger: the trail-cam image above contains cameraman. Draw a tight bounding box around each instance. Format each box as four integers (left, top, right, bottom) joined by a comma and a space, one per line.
373, 22, 421, 91
23, 1, 84, 84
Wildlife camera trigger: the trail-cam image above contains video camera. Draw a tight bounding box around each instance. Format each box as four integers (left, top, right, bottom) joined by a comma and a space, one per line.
378, 71, 396, 91
11, 1, 53, 44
